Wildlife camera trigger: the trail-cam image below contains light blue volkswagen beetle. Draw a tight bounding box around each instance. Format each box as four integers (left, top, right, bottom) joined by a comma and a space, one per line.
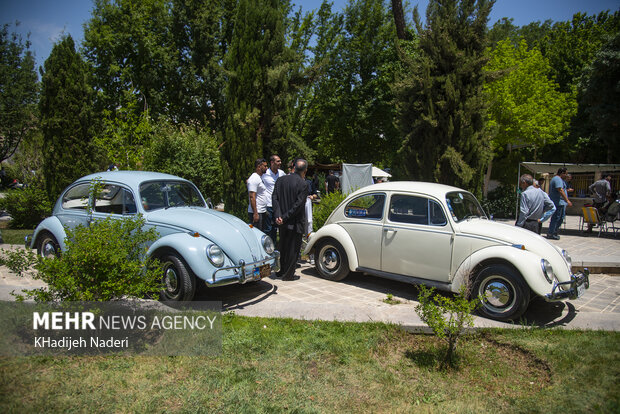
26, 171, 280, 301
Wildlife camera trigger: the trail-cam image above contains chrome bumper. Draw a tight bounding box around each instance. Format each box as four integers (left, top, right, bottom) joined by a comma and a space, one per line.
207, 251, 280, 287
545, 269, 590, 301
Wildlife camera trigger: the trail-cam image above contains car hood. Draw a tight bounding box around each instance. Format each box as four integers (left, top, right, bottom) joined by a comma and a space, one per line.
457, 219, 563, 257
145, 207, 264, 263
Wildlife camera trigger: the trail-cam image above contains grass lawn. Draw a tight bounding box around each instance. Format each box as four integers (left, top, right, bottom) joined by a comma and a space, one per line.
0, 229, 31, 245
0, 314, 618, 413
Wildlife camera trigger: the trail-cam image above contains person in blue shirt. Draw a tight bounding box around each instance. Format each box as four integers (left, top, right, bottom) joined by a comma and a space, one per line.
547, 167, 573, 240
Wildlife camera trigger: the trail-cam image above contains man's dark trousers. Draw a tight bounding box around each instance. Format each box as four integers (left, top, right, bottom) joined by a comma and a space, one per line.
278, 227, 303, 279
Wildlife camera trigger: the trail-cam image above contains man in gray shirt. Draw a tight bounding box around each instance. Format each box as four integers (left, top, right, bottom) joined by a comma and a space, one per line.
516, 174, 556, 233
589, 175, 612, 209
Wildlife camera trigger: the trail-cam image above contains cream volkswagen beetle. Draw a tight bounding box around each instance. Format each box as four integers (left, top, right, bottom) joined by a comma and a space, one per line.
304, 182, 589, 321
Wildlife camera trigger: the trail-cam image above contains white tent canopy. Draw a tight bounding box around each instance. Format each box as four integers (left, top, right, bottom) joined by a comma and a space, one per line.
371, 166, 392, 178
520, 162, 620, 175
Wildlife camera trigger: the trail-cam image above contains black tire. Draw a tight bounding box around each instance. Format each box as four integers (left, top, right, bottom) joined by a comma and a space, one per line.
472, 264, 530, 322
36, 232, 60, 258
159, 254, 196, 301
315, 239, 350, 281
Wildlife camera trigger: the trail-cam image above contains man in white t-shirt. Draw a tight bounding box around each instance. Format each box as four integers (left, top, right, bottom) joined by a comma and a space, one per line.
262, 154, 286, 241
247, 158, 268, 230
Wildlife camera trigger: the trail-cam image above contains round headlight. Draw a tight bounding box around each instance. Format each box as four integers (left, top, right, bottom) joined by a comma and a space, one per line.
562, 250, 572, 269
541, 259, 555, 284
206, 244, 225, 268
262, 235, 275, 255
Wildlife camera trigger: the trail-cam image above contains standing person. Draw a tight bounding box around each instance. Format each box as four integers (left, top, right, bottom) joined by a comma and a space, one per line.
273, 158, 309, 281
325, 170, 340, 194
516, 174, 556, 233
589, 174, 612, 211
247, 158, 268, 230
304, 175, 319, 264
262, 155, 286, 242
547, 167, 573, 240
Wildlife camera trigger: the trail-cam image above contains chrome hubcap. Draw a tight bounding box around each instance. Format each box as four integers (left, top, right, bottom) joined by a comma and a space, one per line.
484, 281, 511, 307
320, 247, 340, 273
42, 241, 56, 258
165, 267, 179, 293
479, 275, 516, 313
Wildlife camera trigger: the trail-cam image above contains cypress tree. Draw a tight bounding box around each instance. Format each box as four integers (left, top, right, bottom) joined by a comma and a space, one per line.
40, 35, 96, 199
394, 0, 494, 192
221, 0, 295, 218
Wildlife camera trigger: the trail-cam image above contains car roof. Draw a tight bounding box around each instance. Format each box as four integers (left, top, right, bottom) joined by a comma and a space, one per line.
78, 171, 190, 189
349, 181, 468, 200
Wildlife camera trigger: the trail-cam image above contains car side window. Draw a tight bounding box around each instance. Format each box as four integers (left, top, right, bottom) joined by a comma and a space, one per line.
429, 200, 447, 226
62, 183, 90, 210
389, 194, 428, 225
344, 193, 385, 219
94, 184, 137, 215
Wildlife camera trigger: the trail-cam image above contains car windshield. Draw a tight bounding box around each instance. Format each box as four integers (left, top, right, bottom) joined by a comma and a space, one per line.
139, 181, 206, 211
445, 191, 487, 222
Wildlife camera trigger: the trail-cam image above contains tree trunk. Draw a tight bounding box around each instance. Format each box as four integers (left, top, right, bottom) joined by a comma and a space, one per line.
391, 0, 410, 40
483, 160, 493, 198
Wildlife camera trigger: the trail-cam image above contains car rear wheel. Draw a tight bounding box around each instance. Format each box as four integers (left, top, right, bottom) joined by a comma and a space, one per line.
159, 254, 196, 301
315, 239, 350, 281
473, 264, 530, 322
36, 232, 60, 259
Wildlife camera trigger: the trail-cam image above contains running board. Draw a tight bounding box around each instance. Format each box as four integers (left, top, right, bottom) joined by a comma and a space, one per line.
356, 267, 452, 291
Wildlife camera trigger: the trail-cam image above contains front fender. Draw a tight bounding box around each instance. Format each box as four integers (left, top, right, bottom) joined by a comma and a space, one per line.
451, 245, 552, 298
147, 232, 217, 282
32, 217, 68, 251
304, 224, 359, 272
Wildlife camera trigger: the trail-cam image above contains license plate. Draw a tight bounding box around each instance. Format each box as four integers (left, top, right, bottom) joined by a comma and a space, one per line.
577, 281, 586, 297
259, 264, 271, 278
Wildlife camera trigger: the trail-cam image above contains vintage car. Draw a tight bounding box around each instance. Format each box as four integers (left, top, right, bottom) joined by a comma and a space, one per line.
304, 181, 589, 321
27, 171, 280, 301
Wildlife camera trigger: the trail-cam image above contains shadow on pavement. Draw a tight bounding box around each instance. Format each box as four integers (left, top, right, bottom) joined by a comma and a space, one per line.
520, 297, 578, 328
195, 277, 279, 311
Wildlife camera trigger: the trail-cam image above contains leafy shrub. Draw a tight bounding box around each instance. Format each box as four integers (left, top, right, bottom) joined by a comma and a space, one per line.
0, 215, 161, 302
481, 184, 517, 219
312, 191, 346, 231
0, 185, 52, 229
415, 284, 481, 369
143, 122, 223, 203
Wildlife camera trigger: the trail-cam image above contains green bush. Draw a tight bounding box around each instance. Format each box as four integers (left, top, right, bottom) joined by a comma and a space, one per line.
481, 184, 517, 219
143, 122, 223, 203
0, 215, 161, 302
0, 185, 52, 229
415, 284, 481, 369
313, 191, 346, 231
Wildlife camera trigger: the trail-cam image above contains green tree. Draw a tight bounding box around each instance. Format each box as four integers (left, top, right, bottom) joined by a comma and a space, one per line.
484, 39, 576, 158
143, 121, 223, 202
83, 0, 176, 121
300, 0, 400, 166
94, 92, 153, 170
580, 33, 620, 162
540, 11, 620, 94
39, 35, 97, 199
0, 24, 38, 163
393, 0, 494, 191
220, 0, 298, 217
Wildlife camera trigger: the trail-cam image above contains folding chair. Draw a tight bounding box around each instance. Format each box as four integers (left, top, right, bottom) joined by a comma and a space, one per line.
600, 211, 619, 237
580, 206, 606, 236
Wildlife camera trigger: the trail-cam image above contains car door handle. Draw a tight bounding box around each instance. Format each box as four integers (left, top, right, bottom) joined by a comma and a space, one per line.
383, 227, 397, 233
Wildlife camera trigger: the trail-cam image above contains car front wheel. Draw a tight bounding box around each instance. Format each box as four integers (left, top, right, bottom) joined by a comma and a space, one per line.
315, 239, 350, 281
36, 232, 60, 259
160, 254, 196, 301
472, 264, 530, 322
